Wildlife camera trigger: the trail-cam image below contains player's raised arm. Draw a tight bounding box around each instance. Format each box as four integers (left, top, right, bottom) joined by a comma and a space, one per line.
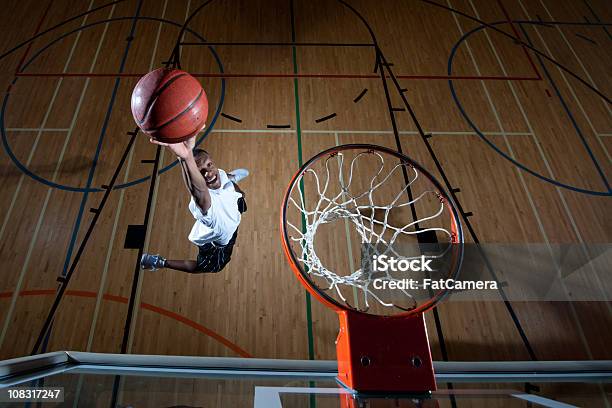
150, 137, 212, 213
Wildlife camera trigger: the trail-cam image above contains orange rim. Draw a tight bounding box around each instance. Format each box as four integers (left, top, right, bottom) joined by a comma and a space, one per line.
280, 144, 464, 318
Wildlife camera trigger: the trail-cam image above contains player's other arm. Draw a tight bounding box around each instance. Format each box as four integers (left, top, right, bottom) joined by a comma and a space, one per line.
150, 136, 212, 212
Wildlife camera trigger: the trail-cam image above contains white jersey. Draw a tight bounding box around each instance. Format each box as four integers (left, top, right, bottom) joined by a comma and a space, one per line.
188, 169, 242, 246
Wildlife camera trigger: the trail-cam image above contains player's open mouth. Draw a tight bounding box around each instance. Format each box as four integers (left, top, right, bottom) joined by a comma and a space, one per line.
206, 175, 217, 185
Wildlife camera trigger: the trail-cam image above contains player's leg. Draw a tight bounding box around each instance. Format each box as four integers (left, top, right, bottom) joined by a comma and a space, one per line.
165, 259, 198, 272
141, 241, 232, 274
141, 254, 199, 272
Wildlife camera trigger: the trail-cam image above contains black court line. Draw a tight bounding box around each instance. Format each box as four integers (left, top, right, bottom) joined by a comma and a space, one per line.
575, 33, 597, 44
342, 0, 542, 363
353, 88, 367, 103
221, 112, 242, 123
120, 144, 162, 354
420, 0, 611, 104
267, 124, 291, 129
113, 1, 217, 406
378, 52, 538, 361
372, 56, 392, 73
531, 21, 554, 28
334, 0, 456, 400
372, 59, 392, 73
120, 0, 219, 358
31, 129, 140, 355
516, 20, 612, 26
582, 0, 612, 40
0, 0, 124, 63
372, 47, 458, 405
30, 0, 144, 356
315, 113, 337, 123
180, 41, 375, 47
449, 20, 609, 196
374, 49, 455, 370
520, 24, 610, 193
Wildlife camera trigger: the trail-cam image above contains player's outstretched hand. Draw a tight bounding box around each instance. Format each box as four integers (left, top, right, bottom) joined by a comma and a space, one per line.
149, 136, 195, 160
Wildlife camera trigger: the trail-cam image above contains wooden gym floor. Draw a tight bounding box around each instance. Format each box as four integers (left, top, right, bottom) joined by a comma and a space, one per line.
0, 0, 610, 378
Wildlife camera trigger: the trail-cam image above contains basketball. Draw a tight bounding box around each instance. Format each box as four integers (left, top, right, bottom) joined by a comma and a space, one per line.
131, 68, 208, 143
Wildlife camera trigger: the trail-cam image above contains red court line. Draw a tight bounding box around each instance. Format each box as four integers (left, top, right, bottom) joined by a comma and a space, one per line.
14, 0, 54, 75
495, 0, 542, 79
0, 289, 252, 358
15, 72, 540, 81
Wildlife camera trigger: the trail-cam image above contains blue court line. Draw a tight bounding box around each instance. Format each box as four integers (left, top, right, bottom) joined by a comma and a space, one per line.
520, 24, 611, 193
1, 17, 224, 193
38, 0, 144, 358
61, 0, 144, 277
447, 21, 611, 196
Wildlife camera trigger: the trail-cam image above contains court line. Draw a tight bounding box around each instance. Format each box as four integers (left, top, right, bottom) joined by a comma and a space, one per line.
2, 128, 534, 135
2, 17, 226, 194
301, 130, 533, 135
0, 0, 96, 351
40, 0, 112, 356
360, 9, 455, 370
0, 0, 124, 63
61, 0, 144, 283
13, 0, 54, 74
518, 22, 610, 192
211, 128, 295, 133
14, 72, 541, 81
42, 1, 118, 355
447, 21, 609, 196
5, 128, 69, 132
289, 0, 315, 363
333, 132, 359, 309
0, 11, 605, 66
516, 0, 612, 314
461, 0, 594, 362
449, 0, 532, 365
353, 88, 367, 103
537, 0, 611, 163
420, 0, 609, 103
463, 7, 612, 402
180, 41, 375, 47
125, 0, 180, 356
0, 289, 251, 357
98, 0, 147, 364
494, 0, 541, 79
368, 7, 537, 361
220, 112, 242, 123
466, 0, 608, 390
581, 0, 612, 40
85, 0, 151, 354
73, 8, 126, 405
28, 0, 145, 357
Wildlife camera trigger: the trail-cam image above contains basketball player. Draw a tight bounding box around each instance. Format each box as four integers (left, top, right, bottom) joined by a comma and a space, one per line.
140, 134, 248, 273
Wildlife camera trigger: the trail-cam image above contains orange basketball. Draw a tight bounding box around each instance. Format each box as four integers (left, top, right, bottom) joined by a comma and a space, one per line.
131, 68, 208, 143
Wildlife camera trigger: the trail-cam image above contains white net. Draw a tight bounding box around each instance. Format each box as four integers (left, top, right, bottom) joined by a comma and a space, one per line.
286, 149, 457, 313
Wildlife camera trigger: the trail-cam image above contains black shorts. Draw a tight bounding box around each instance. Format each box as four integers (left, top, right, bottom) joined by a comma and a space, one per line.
194, 196, 246, 273
195, 228, 238, 273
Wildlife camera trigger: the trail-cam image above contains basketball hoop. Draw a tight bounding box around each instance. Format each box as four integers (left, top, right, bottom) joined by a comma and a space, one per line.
281, 144, 464, 394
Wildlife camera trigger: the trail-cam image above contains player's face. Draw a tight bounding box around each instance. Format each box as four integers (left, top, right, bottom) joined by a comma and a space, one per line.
197, 155, 221, 190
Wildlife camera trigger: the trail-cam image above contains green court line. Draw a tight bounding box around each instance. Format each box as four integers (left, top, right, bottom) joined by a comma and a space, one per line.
289, 0, 315, 363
